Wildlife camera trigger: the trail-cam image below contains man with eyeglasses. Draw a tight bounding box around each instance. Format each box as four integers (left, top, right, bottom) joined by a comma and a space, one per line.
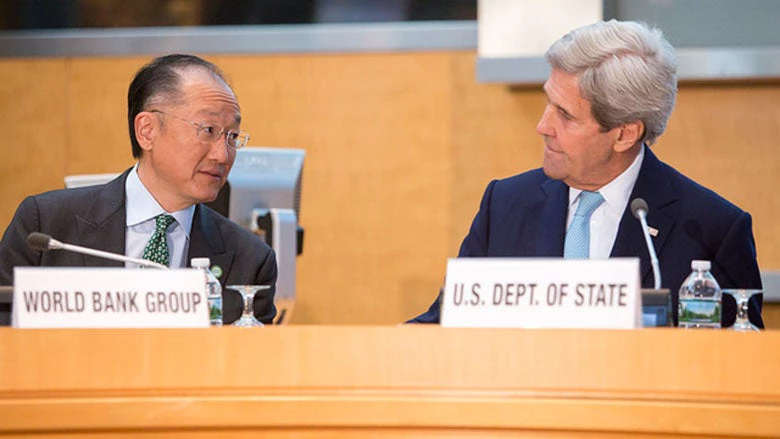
0, 54, 277, 325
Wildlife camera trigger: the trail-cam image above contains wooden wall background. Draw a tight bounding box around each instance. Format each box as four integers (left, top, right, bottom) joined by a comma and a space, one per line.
0, 52, 778, 325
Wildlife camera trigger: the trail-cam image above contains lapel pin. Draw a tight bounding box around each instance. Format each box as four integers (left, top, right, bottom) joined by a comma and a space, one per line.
648, 227, 659, 237
210, 265, 223, 279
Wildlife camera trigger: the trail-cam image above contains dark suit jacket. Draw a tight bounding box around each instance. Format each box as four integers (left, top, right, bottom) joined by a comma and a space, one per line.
0, 169, 278, 324
409, 148, 763, 327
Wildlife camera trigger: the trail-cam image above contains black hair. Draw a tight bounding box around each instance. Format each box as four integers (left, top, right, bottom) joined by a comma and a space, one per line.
127, 54, 228, 158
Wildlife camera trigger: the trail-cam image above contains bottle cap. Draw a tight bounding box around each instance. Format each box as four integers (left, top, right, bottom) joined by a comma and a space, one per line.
691, 260, 711, 271
190, 257, 211, 268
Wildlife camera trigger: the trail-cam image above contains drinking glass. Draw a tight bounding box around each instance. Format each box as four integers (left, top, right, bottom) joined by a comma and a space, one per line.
226, 285, 271, 327
721, 289, 761, 332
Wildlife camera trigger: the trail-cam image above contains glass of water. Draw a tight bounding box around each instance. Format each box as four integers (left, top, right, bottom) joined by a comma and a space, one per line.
721, 289, 761, 332
226, 285, 271, 327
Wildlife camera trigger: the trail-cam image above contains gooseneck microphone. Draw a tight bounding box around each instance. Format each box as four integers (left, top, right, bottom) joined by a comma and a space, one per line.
630, 198, 661, 289
26, 232, 168, 270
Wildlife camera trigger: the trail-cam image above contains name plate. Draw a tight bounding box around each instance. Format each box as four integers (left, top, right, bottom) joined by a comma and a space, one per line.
441, 258, 642, 329
12, 267, 208, 328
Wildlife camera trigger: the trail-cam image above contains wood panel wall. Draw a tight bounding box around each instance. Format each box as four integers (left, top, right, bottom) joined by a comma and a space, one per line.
1, 53, 778, 324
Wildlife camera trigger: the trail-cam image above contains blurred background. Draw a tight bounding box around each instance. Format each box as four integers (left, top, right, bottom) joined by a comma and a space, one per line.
0, 0, 475, 29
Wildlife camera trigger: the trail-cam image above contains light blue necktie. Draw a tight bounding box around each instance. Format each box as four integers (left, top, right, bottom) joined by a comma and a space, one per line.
564, 191, 605, 259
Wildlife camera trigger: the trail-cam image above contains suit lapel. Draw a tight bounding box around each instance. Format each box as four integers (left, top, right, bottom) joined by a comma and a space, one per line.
520, 178, 568, 256
611, 148, 677, 284
74, 169, 131, 267
188, 205, 235, 285
69, 169, 238, 274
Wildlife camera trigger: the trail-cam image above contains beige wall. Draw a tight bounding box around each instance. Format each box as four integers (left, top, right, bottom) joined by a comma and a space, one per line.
1, 53, 778, 324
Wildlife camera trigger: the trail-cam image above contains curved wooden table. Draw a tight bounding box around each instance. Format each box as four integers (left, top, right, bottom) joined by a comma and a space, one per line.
1, 326, 778, 438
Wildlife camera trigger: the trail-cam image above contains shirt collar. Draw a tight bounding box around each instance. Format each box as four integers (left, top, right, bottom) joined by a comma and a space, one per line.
568, 144, 645, 214
125, 164, 195, 237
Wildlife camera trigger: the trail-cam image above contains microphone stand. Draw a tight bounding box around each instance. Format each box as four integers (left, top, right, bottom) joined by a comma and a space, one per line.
635, 209, 661, 290
28, 233, 168, 270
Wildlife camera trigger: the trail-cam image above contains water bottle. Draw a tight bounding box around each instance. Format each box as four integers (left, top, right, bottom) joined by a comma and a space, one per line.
678, 260, 722, 329
191, 257, 222, 326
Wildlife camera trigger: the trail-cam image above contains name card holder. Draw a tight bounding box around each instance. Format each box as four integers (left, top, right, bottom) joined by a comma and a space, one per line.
441, 258, 642, 329
13, 267, 208, 328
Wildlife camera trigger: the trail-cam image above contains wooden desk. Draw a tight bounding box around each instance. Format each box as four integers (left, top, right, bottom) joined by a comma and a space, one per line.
1, 327, 779, 438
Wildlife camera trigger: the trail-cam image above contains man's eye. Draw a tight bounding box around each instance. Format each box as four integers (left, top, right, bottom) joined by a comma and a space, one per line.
226, 131, 239, 141
200, 125, 217, 136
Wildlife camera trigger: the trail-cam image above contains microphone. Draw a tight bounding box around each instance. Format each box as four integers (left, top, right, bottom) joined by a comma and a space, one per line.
630, 198, 661, 289
26, 232, 168, 270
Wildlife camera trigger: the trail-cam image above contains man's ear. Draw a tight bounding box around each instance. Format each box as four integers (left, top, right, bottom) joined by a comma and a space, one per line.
614, 120, 645, 153
135, 112, 157, 152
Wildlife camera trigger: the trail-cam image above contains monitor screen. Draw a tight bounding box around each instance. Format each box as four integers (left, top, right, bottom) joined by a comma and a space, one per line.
206, 147, 305, 229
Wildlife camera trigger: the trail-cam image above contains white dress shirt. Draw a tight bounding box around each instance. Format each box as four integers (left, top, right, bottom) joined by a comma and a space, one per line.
566, 145, 645, 259
124, 166, 195, 268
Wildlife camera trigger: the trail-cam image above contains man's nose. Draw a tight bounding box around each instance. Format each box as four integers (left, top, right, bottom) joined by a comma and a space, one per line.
536, 105, 554, 137
207, 134, 230, 162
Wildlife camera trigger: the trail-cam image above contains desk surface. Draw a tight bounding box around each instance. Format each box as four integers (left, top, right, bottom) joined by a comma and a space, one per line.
1, 326, 779, 438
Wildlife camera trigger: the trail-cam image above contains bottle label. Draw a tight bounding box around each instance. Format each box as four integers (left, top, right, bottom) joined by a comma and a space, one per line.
208, 288, 222, 326
679, 297, 721, 326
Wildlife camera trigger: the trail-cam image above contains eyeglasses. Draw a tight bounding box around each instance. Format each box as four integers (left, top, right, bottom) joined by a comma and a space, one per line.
150, 110, 250, 150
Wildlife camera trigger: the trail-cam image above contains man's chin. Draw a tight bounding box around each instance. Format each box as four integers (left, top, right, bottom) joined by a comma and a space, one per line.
194, 188, 222, 204
542, 164, 564, 181
201, 194, 220, 204
200, 181, 227, 201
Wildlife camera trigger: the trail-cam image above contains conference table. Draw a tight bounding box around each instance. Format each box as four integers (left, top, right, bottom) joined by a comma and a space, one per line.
1, 326, 779, 438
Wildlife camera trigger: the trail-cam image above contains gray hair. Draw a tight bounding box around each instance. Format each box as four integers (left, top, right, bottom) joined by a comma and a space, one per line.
545, 20, 677, 145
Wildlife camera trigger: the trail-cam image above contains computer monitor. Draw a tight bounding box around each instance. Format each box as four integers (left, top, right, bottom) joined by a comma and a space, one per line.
206, 147, 305, 325
206, 147, 305, 231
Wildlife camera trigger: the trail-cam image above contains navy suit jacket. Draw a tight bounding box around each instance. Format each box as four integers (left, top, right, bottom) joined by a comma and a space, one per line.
410, 148, 763, 327
0, 169, 278, 324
